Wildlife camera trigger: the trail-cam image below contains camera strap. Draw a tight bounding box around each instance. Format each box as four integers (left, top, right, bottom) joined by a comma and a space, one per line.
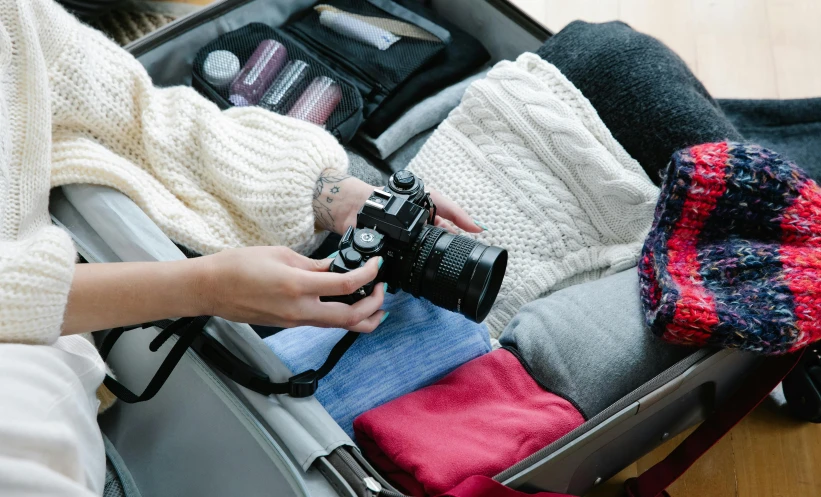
99, 316, 360, 403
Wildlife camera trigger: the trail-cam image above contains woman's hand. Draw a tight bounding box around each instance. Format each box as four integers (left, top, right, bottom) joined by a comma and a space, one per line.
312, 169, 484, 235
429, 189, 484, 234
63, 247, 387, 336
196, 246, 387, 332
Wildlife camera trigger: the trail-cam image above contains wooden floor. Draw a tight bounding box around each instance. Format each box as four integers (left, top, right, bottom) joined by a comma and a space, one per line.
509, 1, 821, 496
512, 0, 821, 99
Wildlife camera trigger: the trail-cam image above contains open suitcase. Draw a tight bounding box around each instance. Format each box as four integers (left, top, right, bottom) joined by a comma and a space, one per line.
49, 1, 765, 496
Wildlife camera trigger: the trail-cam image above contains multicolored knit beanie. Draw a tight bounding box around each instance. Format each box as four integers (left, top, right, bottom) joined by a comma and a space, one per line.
639, 141, 821, 354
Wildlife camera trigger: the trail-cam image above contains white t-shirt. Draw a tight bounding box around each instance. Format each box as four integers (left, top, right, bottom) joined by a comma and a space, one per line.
0, 336, 105, 496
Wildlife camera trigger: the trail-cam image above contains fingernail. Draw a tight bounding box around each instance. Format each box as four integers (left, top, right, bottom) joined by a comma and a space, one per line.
377, 257, 384, 269
473, 220, 488, 231
380, 311, 390, 324
326, 250, 339, 259
383, 282, 388, 293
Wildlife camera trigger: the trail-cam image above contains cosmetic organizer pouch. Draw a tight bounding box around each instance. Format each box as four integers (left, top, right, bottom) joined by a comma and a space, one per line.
192, 23, 365, 143
192, 0, 489, 144
283, 0, 452, 117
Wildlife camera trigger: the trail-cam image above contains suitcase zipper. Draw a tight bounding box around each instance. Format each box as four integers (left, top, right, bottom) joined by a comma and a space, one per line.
335, 448, 407, 497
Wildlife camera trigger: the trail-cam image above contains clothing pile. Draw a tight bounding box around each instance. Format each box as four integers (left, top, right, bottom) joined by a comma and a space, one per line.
265, 291, 490, 437
267, 20, 821, 496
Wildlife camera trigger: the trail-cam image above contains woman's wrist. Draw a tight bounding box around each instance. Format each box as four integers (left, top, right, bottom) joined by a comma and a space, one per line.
185, 256, 220, 317
63, 259, 212, 335
312, 168, 376, 234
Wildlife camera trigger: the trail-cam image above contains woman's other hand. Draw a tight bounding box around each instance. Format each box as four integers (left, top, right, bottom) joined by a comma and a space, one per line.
312, 169, 483, 235
196, 246, 387, 332
429, 189, 483, 234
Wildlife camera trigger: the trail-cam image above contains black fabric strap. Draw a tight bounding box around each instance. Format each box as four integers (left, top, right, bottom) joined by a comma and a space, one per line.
101, 316, 211, 403
100, 317, 361, 402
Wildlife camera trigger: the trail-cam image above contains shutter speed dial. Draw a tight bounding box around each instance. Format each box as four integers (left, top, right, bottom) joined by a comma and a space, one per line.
352, 228, 383, 254
392, 170, 415, 190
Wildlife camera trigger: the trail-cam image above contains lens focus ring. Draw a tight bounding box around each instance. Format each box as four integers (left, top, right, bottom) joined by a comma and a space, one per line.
427, 235, 478, 311
407, 226, 441, 296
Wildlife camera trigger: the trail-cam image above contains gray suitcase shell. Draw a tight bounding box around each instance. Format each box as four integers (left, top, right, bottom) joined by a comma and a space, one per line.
49, 2, 761, 495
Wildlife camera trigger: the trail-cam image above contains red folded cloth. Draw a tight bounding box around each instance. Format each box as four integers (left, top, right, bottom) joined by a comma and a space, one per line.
353, 349, 585, 496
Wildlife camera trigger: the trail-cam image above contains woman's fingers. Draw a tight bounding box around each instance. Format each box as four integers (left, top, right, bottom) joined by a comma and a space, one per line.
299, 256, 382, 297
305, 281, 387, 331
279, 247, 335, 272
428, 189, 483, 233
345, 310, 389, 333
434, 215, 459, 234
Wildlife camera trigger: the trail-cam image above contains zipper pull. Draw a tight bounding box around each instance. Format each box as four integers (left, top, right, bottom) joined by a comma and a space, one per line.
363, 477, 382, 496
367, 83, 384, 100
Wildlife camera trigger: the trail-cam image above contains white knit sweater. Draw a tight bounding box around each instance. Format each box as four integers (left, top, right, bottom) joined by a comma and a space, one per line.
408, 54, 660, 336
0, 0, 348, 346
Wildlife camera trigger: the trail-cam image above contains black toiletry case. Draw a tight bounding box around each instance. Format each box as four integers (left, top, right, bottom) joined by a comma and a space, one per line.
192, 23, 367, 143
188, 0, 489, 143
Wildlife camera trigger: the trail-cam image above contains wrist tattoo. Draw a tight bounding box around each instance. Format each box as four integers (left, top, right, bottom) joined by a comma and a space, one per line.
313, 171, 350, 231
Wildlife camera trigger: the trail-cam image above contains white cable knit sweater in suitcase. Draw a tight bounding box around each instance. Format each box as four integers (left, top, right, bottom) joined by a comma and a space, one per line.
408, 54, 660, 336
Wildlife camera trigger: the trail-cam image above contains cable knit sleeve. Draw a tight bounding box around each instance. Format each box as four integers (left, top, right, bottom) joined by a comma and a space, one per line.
0, 227, 76, 345
40, 0, 347, 255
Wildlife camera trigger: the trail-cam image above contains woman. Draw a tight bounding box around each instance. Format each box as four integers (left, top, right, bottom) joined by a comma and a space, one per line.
0, 0, 477, 494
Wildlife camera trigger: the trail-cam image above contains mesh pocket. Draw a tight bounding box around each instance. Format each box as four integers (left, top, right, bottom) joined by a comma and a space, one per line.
192, 24, 364, 143
284, 0, 448, 100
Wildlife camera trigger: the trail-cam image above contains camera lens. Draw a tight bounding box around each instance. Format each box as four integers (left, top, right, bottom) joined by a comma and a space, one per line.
403, 225, 507, 323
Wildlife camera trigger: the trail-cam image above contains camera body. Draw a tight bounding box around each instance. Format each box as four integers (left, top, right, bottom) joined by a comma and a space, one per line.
324, 170, 432, 303
323, 171, 507, 323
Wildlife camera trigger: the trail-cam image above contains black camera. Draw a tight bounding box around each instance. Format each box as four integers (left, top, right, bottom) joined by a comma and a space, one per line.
322, 171, 507, 323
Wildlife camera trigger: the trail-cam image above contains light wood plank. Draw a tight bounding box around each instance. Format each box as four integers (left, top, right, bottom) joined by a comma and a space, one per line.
636, 426, 738, 497
694, 33, 779, 98
583, 424, 739, 497
539, 0, 620, 33
692, 0, 779, 98
732, 401, 821, 496
617, 0, 698, 74
691, 0, 771, 36
766, 0, 821, 98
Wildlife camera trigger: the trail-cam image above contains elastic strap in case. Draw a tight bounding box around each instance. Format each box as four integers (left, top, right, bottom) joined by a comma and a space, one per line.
100, 316, 360, 402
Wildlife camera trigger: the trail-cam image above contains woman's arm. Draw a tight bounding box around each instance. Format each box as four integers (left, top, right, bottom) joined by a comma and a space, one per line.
40, 0, 348, 256
62, 259, 204, 336
62, 246, 387, 336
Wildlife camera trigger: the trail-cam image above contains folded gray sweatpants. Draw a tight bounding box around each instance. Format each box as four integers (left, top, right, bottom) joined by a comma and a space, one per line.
499, 269, 693, 418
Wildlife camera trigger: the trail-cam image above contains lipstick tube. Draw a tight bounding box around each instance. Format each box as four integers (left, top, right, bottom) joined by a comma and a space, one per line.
229, 39, 288, 107
287, 76, 342, 126
259, 59, 310, 114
